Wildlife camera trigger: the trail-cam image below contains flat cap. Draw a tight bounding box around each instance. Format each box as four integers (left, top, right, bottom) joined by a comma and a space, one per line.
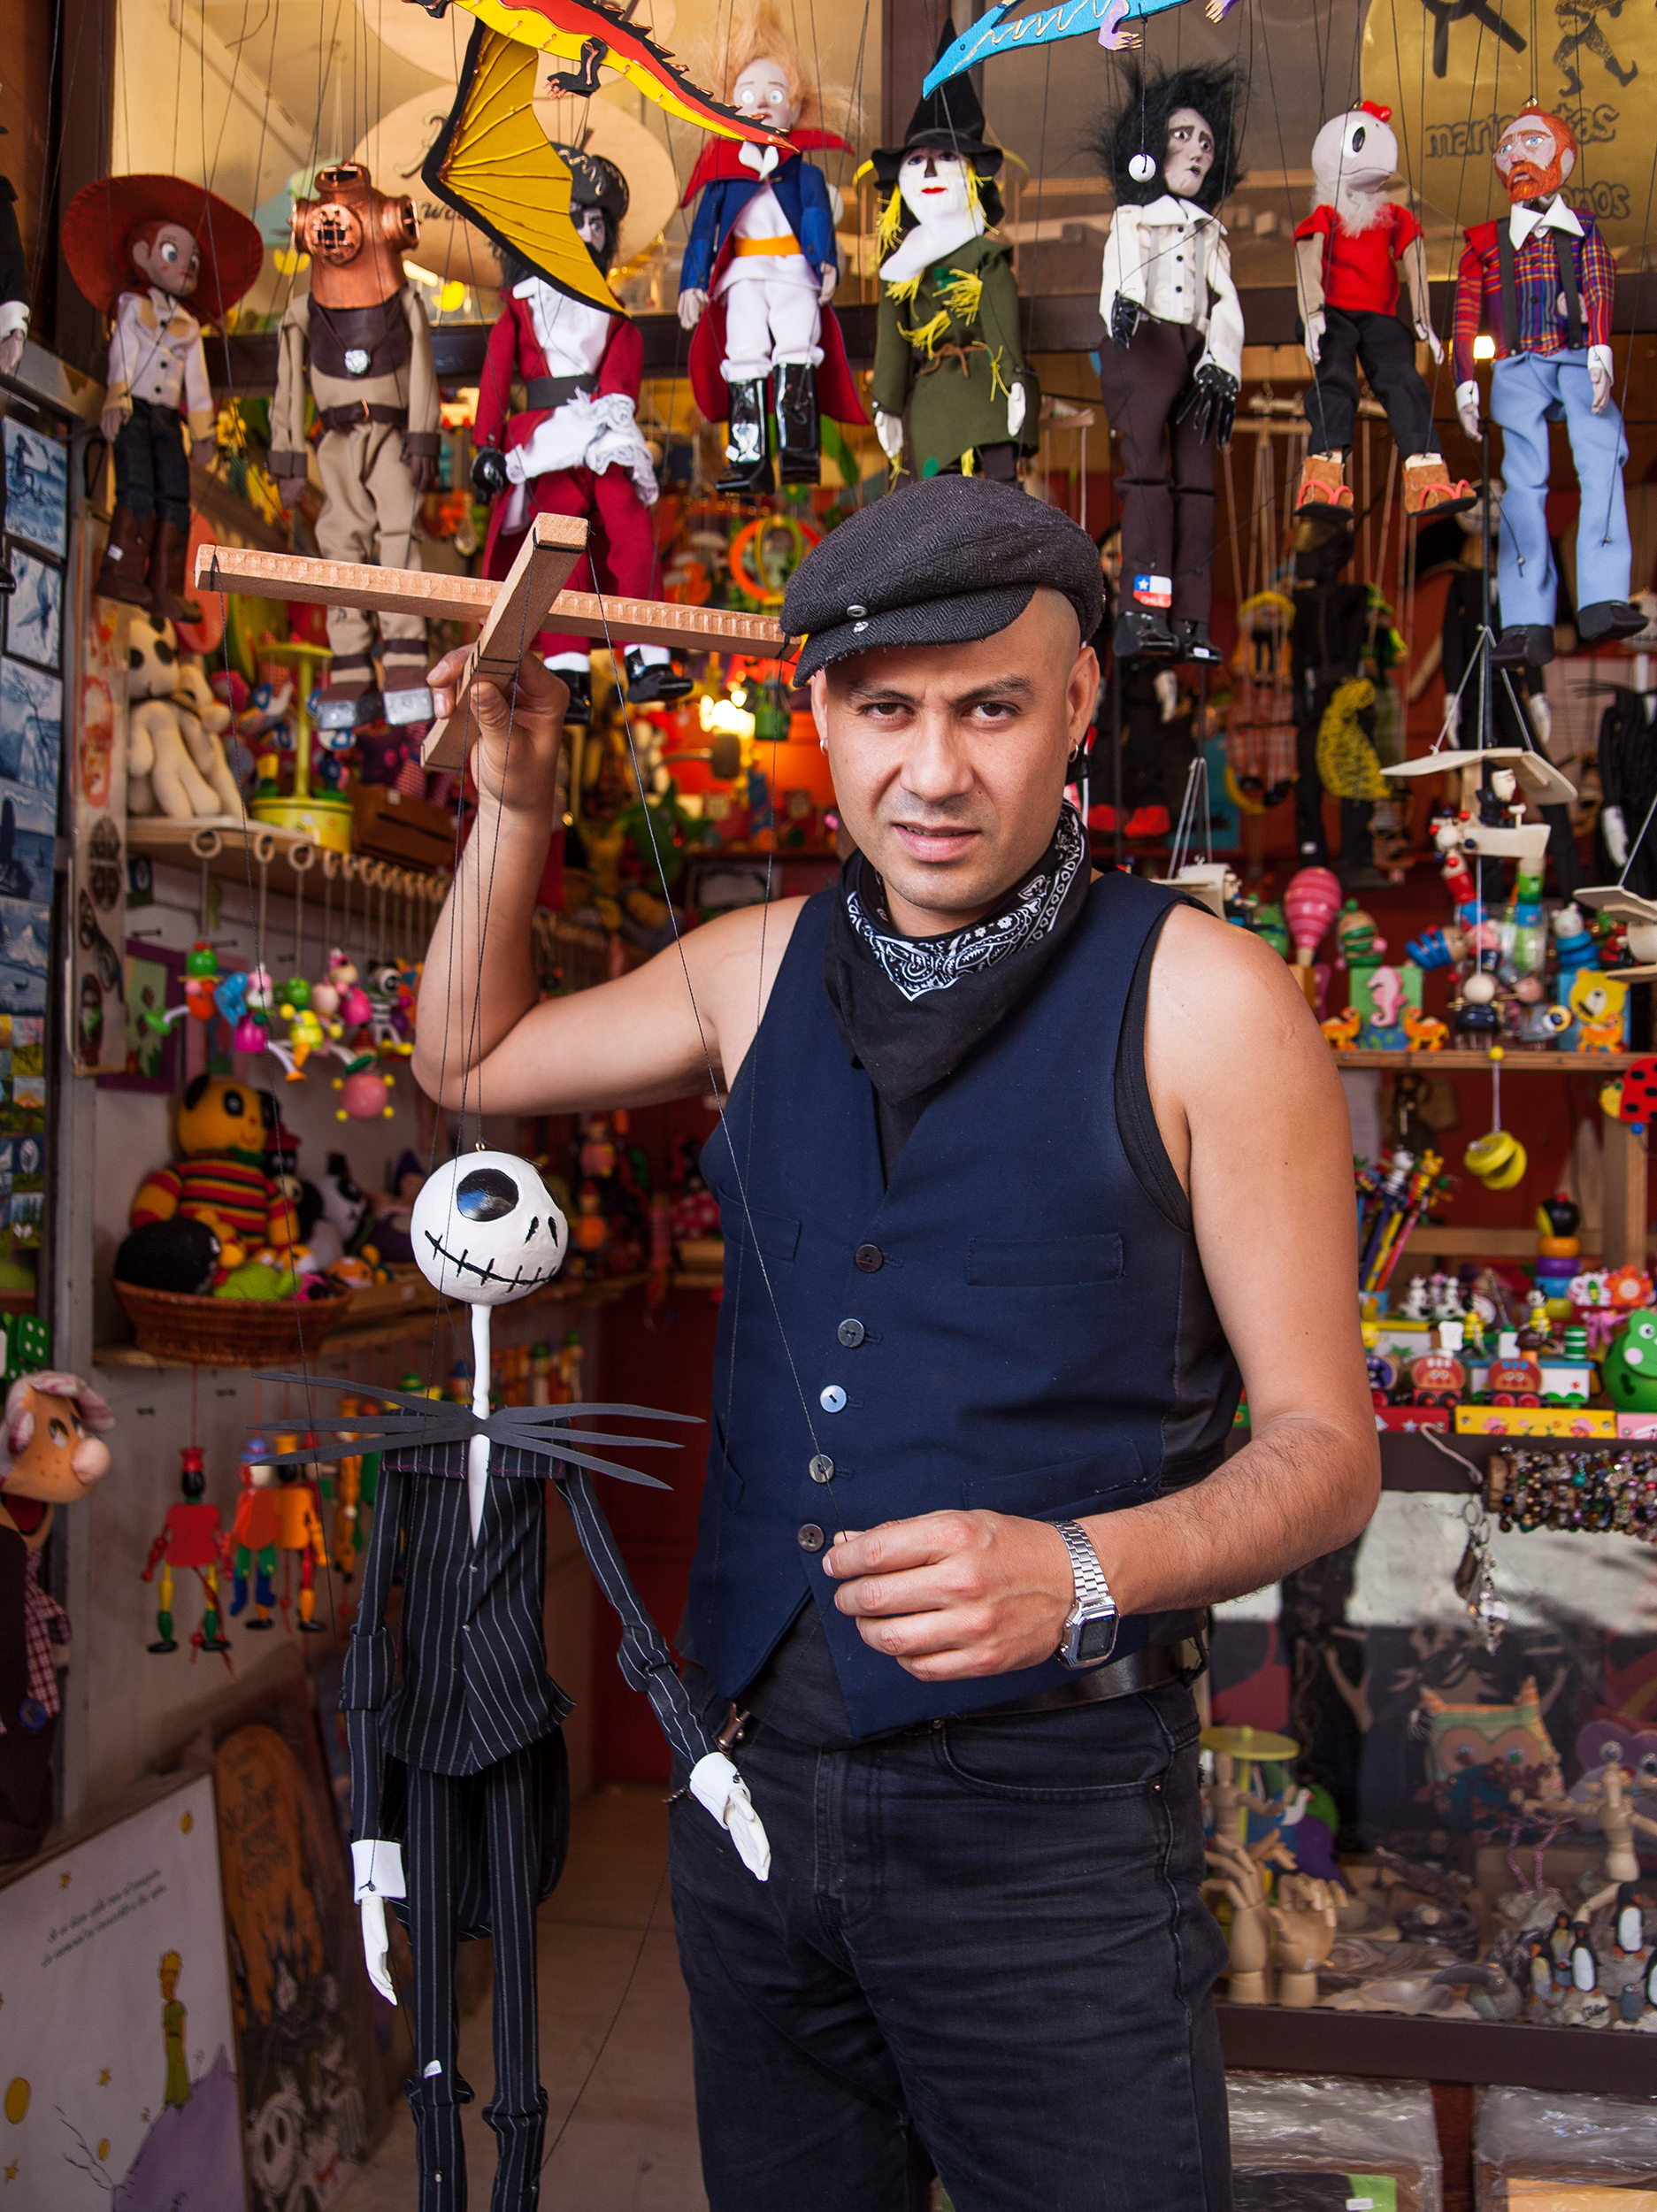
783, 477, 1102, 683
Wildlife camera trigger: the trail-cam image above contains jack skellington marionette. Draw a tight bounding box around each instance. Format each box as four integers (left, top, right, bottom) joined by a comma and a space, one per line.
1094, 62, 1244, 665
472, 145, 688, 723
258, 1148, 769, 2212
1294, 104, 1473, 520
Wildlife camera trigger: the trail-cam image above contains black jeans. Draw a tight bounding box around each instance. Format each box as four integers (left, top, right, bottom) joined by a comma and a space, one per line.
1304, 304, 1436, 458
1096, 319, 1217, 626
670, 1676, 1231, 2212
115, 395, 192, 530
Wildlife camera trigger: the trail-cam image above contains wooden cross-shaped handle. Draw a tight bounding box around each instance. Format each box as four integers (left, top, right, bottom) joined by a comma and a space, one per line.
193, 522, 791, 771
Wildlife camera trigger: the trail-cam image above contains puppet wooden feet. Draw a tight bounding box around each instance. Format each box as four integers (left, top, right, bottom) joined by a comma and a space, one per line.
1295, 452, 1353, 518
96, 505, 156, 608
1402, 454, 1476, 518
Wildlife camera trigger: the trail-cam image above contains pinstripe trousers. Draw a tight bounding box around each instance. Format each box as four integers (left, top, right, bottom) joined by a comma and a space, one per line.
407, 1744, 548, 2212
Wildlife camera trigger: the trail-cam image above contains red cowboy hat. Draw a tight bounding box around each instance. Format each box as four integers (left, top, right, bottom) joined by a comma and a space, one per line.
62, 174, 263, 325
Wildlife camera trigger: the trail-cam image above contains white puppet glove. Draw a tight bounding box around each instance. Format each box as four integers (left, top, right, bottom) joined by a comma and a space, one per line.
1007, 381, 1027, 439
874, 407, 904, 462
678, 288, 709, 331
353, 1838, 405, 2004
818, 264, 839, 305
1303, 310, 1325, 367
689, 1751, 771, 1882
1526, 690, 1553, 748
1455, 380, 1480, 442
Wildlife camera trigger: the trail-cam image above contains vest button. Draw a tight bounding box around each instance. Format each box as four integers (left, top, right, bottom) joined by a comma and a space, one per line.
809, 1455, 834, 1483
855, 1243, 885, 1273
797, 1522, 826, 1552
837, 1318, 866, 1348
819, 1385, 847, 1413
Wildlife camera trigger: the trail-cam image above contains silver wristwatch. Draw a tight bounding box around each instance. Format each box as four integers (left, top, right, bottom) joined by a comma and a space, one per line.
1054, 1519, 1119, 1672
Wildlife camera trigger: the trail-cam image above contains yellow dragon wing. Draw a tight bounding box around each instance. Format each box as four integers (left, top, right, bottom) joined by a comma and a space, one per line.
422, 21, 621, 313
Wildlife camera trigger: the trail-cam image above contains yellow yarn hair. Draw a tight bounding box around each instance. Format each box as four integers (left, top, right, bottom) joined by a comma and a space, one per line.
1316, 678, 1386, 802
938, 269, 983, 325
878, 187, 904, 255
884, 273, 920, 305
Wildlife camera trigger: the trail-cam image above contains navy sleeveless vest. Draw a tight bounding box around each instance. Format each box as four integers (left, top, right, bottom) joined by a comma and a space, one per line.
686, 868, 1239, 1739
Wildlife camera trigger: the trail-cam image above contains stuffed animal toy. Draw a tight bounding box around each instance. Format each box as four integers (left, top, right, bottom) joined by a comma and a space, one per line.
1093, 61, 1244, 665
869, 27, 1033, 486
0, 1373, 115, 1860
114, 1216, 221, 1294
1454, 104, 1641, 666
1295, 104, 1473, 521
125, 612, 246, 821
61, 175, 262, 622
130, 1073, 291, 1267
475, 150, 689, 721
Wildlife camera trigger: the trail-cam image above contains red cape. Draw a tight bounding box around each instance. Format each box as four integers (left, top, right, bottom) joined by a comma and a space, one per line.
679, 131, 851, 208
688, 296, 865, 427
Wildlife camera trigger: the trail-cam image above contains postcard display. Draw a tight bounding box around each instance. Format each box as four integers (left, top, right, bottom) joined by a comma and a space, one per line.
0, 419, 68, 1257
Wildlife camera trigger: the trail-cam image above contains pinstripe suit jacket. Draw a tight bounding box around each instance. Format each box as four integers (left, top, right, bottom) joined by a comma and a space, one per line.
341, 1442, 574, 1842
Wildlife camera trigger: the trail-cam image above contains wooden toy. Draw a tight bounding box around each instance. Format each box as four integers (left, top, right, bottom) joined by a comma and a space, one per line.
139, 1447, 232, 1663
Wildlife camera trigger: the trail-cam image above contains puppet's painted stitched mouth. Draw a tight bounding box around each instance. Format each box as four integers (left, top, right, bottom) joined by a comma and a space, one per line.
422, 1230, 559, 1295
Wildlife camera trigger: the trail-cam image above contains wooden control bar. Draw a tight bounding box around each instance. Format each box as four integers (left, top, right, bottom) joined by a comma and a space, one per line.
194, 519, 790, 770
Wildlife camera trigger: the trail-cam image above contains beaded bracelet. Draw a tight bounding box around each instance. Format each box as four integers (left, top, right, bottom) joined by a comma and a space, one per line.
1486, 1450, 1657, 1537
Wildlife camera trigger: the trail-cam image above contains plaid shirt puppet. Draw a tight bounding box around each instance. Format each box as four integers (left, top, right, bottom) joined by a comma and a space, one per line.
1453, 202, 1614, 383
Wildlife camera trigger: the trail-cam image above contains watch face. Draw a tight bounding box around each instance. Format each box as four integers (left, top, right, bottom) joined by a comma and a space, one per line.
1076, 1613, 1117, 1665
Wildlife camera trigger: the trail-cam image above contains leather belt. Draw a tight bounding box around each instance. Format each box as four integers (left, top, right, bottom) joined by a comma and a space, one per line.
318, 402, 408, 433
525, 373, 595, 409
964, 1634, 1208, 1724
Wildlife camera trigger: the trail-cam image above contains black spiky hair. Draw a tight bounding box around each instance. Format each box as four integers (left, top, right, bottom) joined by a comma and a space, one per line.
1092, 60, 1246, 213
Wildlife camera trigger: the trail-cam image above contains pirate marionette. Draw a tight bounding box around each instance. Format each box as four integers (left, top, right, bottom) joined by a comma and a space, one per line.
1093, 63, 1243, 664
1294, 104, 1473, 521
472, 146, 688, 719
676, 0, 863, 493
1454, 102, 1640, 666
270, 163, 441, 726
63, 176, 262, 622
869, 27, 1037, 484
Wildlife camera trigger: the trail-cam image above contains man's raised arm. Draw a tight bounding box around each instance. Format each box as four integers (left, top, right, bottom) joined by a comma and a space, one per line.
411, 645, 798, 1118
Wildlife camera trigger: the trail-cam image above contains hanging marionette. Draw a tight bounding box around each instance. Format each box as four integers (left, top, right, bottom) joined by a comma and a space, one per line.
1093, 62, 1244, 664
676, 0, 865, 494
869, 25, 1036, 486
62, 176, 262, 624
270, 164, 441, 727
257, 1148, 771, 2210
472, 147, 688, 721
1294, 103, 1474, 521
1454, 103, 1641, 667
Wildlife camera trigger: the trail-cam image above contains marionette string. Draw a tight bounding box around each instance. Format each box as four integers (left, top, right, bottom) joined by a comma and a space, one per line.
539, 1860, 669, 2182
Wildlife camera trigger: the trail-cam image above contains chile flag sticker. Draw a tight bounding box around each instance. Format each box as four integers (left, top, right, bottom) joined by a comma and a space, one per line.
1132, 573, 1172, 609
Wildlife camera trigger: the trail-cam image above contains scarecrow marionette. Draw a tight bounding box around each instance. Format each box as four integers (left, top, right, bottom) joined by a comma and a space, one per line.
62, 176, 262, 623
869, 28, 1036, 485
1454, 103, 1639, 667
270, 163, 441, 726
1294, 103, 1473, 521
472, 147, 687, 719
1093, 63, 1243, 664
676, 0, 863, 494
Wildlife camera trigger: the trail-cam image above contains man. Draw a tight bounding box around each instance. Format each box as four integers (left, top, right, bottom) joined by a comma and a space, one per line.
416, 477, 1378, 2212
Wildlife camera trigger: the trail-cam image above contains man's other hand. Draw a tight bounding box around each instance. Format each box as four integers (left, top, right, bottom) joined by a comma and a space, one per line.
427, 642, 568, 825
824, 1509, 1072, 1679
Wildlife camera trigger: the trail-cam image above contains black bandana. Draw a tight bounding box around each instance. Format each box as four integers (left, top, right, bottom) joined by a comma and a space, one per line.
822, 804, 1092, 1105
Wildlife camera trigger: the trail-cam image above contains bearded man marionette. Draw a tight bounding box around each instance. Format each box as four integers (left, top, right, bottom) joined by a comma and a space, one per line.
676, 0, 863, 494
1454, 102, 1641, 667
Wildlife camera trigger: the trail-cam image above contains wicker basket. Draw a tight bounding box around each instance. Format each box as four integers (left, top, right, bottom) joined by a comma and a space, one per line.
113, 1281, 353, 1366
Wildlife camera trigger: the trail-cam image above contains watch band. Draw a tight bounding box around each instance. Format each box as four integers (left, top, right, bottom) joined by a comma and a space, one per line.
1054, 1519, 1114, 1617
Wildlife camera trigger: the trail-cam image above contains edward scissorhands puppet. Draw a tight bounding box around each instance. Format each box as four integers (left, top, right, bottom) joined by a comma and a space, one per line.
1093, 62, 1243, 666
870, 27, 1038, 484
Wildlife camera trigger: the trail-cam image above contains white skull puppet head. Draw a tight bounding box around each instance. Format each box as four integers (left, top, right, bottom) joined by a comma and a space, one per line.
1310, 102, 1400, 227
410, 1151, 568, 1306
